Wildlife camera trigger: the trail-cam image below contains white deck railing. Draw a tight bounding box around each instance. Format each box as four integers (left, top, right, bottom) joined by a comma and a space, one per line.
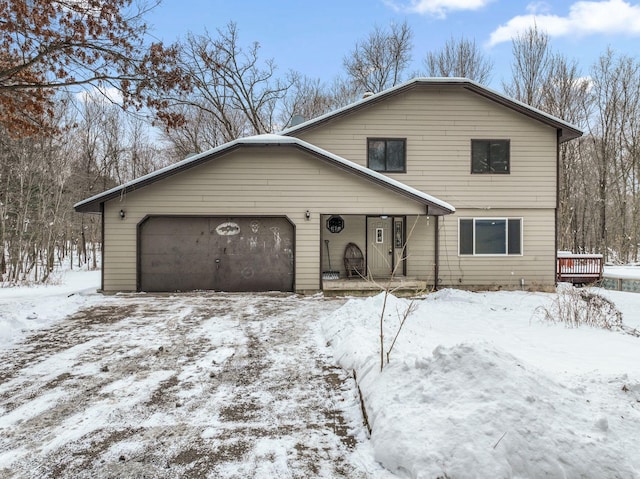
557, 253, 604, 284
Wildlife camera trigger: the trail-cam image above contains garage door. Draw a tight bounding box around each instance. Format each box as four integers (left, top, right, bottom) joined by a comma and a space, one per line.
139, 216, 294, 292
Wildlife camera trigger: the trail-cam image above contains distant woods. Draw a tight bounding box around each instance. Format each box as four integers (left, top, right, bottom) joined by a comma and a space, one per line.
2, 5, 640, 284
503, 26, 640, 263
0, 0, 179, 283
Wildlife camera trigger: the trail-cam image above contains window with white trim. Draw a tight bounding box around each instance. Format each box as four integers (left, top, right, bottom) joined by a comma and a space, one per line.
459, 218, 522, 255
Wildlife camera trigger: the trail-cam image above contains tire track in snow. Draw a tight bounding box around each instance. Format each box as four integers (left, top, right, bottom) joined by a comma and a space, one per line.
0, 293, 373, 478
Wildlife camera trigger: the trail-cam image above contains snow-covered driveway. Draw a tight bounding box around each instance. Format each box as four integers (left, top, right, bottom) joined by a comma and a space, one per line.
0, 293, 379, 478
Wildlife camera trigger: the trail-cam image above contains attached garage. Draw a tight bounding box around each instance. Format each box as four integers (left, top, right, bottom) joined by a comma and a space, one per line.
74, 134, 454, 293
139, 216, 294, 292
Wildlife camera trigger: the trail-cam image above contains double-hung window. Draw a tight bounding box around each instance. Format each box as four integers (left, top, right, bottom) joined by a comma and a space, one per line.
459, 218, 522, 255
367, 138, 406, 172
471, 139, 510, 174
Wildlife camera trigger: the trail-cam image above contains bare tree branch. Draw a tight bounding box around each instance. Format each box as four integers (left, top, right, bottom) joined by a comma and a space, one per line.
423, 35, 493, 84
343, 21, 413, 94
0, 0, 181, 136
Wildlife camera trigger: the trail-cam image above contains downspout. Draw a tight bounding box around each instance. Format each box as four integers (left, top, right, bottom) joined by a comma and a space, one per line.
100, 202, 105, 292
434, 214, 439, 291
555, 130, 561, 286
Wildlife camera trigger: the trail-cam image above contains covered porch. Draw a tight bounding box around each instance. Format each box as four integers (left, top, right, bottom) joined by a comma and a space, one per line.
318, 213, 442, 293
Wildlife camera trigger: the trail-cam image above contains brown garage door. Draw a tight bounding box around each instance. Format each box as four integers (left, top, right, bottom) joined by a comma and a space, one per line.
139, 216, 294, 292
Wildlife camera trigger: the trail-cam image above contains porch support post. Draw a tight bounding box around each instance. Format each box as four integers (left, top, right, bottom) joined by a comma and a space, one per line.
100, 202, 105, 292
434, 215, 439, 291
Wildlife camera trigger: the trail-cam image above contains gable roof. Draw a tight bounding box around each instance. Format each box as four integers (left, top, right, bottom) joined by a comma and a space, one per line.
280, 77, 583, 143
74, 134, 455, 215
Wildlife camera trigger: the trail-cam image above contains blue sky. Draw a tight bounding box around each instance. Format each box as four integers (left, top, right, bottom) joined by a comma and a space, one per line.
146, 0, 640, 90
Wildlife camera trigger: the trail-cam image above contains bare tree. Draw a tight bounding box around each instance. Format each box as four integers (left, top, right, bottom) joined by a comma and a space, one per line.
279, 76, 338, 128
0, 0, 181, 136
501, 25, 602, 257
154, 23, 297, 145
423, 36, 493, 84
586, 50, 640, 261
328, 76, 362, 108
123, 115, 166, 181
161, 104, 229, 159
503, 24, 551, 108
0, 98, 76, 282
537, 54, 591, 254
343, 21, 413, 94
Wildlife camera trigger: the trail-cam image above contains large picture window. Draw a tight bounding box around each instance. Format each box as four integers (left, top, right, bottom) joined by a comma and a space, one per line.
471, 139, 510, 174
367, 138, 406, 172
459, 218, 522, 255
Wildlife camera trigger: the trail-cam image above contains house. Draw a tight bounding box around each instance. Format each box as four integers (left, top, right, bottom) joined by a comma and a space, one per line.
74, 78, 582, 293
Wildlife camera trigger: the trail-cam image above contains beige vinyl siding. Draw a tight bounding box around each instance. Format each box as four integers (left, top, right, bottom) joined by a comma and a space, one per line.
292, 85, 559, 289
438, 208, 556, 288
404, 215, 435, 282
102, 148, 428, 292
294, 86, 558, 210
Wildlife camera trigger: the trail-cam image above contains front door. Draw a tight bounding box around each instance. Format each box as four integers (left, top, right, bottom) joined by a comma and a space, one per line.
367, 217, 393, 277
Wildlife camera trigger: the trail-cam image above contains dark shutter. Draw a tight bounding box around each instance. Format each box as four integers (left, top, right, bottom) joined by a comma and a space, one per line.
508, 219, 522, 255
459, 219, 473, 255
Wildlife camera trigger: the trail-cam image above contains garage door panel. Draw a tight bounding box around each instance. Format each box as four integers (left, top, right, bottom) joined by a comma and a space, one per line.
141, 273, 213, 292
142, 217, 209, 236
141, 236, 210, 256
140, 253, 206, 274
140, 216, 294, 292
213, 251, 293, 292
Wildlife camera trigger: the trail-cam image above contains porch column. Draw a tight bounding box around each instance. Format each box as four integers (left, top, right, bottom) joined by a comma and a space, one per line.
434, 215, 439, 291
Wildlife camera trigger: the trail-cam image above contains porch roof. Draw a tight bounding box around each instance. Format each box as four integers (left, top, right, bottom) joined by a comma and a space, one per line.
74, 134, 455, 215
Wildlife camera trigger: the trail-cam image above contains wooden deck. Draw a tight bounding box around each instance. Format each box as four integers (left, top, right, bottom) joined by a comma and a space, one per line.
557, 253, 603, 284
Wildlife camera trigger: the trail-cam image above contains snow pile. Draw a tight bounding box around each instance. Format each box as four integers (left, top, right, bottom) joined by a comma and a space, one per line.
596, 287, 640, 331
323, 290, 640, 478
0, 269, 103, 350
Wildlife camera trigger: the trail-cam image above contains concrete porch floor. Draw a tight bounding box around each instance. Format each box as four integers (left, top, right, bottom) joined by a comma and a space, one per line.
322, 277, 430, 296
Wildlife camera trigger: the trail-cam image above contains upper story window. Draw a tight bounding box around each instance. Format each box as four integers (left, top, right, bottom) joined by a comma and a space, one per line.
367, 138, 406, 173
459, 218, 522, 256
471, 139, 510, 174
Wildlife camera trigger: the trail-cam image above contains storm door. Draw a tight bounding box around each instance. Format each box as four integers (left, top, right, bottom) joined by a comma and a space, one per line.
367, 217, 393, 277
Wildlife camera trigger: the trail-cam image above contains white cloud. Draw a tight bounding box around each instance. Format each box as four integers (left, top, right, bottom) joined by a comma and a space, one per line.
526, 1, 553, 14
387, 0, 495, 18
576, 75, 594, 92
75, 86, 123, 105
488, 0, 640, 46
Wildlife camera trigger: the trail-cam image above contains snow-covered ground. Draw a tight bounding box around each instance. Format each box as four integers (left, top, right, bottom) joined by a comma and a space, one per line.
1, 271, 640, 478
1, 285, 384, 478
323, 288, 640, 478
604, 264, 640, 280
0, 269, 104, 350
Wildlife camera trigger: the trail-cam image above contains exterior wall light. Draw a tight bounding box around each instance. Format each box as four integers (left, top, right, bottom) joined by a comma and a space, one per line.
119, 209, 126, 219
305, 210, 311, 220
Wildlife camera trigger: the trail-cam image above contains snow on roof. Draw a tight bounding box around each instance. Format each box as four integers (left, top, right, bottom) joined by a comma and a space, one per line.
74, 134, 454, 213
557, 251, 603, 258
279, 77, 582, 142
293, 135, 455, 212
76, 77, 582, 213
